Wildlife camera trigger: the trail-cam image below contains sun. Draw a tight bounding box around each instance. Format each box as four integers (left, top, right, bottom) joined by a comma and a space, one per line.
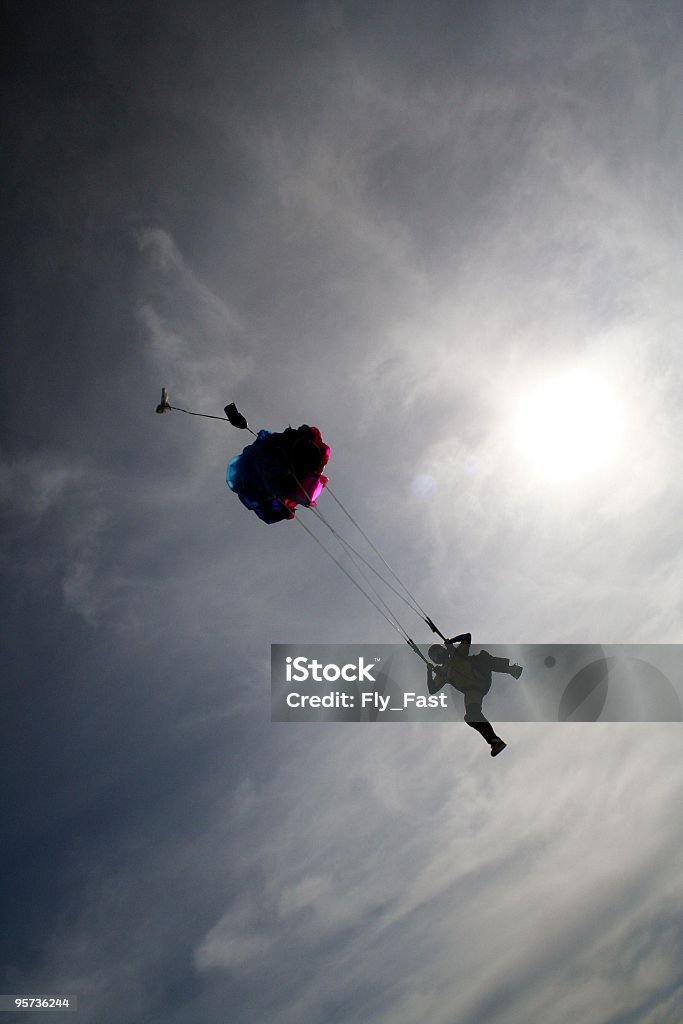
514, 370, 625, 481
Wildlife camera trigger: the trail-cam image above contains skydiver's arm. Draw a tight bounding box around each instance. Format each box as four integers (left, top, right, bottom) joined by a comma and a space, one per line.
446, 626, 473, 643
427, 664, 447, 695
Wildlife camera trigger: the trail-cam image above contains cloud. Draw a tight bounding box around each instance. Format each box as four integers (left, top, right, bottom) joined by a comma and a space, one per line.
137, 227, 253, 406
183, 723, 683, 1023
194, 901, 273, 971
0, 452, 84, 519
138, 228, 243, 334
278, 874, 330, 918
14, 722, 682, 1024
0, 451, 111, 623
59, 506, 111, 624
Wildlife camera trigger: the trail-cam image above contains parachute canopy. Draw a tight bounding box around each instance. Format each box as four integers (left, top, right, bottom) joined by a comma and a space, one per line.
227, 424, 330, 524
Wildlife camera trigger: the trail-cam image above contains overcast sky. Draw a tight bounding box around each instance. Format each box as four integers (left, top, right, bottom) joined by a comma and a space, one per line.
3, 1, 683, 1021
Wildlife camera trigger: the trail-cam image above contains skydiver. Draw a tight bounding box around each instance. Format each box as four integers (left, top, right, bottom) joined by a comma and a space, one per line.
426, 633, 523, 757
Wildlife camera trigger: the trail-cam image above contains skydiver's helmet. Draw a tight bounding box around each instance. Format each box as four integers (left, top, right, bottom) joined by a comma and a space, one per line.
428, 644, 448, 665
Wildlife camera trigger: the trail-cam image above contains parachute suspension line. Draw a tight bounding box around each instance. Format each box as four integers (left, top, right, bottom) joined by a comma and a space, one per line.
294, 516, 412, 643
307, 508, 416, 641
253, 457, 417, 643
297, 513, 431, 667
325, 486, 431, 618
284, 466, 429, 626
247, 470, 412, 642
309, 505, 428, 621
281, 462, 446, 645
293, 517, 414, 644
324, 486, 447, 641
278, 461, 425, 622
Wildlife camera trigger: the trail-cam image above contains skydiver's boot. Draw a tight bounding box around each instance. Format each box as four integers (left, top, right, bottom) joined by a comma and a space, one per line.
466, 718, 507, 756
509, 664, 523, 679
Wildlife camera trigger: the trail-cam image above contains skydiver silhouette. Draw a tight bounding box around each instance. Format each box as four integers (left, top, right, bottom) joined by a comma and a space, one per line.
427, 633, 523, 757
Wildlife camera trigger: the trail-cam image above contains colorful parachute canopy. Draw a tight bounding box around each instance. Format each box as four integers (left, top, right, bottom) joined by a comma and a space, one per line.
227, 424, 330, 524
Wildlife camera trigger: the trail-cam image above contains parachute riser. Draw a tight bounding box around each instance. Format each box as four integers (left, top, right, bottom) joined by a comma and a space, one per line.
406, 638, 432, 667
425, 617, 447, 642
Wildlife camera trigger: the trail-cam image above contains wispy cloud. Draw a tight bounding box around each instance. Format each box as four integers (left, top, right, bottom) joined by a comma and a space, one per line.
185, 724, 683, 1023
194, 900, 273, 971
0, 451, 111, 623
0, 452, 84, 519
137, 227, 253, 407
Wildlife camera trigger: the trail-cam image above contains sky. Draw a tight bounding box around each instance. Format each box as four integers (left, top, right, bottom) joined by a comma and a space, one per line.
3, 0, 683, 1021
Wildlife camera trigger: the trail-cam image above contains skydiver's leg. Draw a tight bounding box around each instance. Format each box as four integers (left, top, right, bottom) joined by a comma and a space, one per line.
464, 696, 506, 755
464, 706, 497, 744
487, 655, 523, 679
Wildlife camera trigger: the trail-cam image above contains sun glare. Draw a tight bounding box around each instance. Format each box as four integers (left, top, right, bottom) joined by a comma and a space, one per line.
515, 370, 625, 481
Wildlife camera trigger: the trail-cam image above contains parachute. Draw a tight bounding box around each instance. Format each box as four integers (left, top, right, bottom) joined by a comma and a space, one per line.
155, 389, 445, 660
157, 389, 522, 758
227, 425, 330, 524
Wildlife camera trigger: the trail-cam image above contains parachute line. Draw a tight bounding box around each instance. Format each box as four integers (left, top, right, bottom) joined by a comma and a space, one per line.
325, 487, 437, 627
310, 506, 426, 621
311, 513, 415, 640
294, 517, 413, 644
251, 461, 422, 646
282, 469, 446, 644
